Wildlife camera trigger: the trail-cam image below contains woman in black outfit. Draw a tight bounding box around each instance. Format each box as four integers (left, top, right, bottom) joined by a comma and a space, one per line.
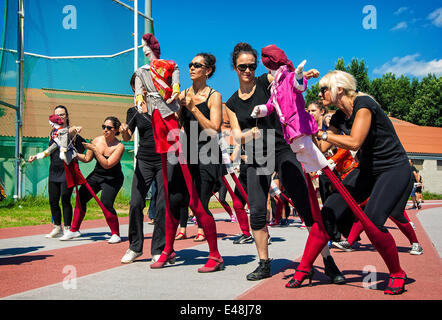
287, 70, 411, 295
152, 52, 224, 272
120, 73, 166, 263
60, 116, 125, 244
28, 105, 85, 238
225, 43, 344, 282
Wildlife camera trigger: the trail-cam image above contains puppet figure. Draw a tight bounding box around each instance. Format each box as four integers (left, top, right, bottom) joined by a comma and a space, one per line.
134, 34, 223, 272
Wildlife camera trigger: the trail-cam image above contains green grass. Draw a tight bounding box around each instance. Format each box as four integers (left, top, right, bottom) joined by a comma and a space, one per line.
0, 192, 225, 229
419, 191, 442, 200
0, 193, 131, 229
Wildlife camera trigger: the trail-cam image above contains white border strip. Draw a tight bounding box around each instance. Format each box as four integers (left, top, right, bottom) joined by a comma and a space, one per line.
0, 45, 143, 60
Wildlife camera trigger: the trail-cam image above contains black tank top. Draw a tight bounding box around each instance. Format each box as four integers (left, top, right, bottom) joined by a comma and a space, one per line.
92, 155, 123, 178
181, 88, 218, 163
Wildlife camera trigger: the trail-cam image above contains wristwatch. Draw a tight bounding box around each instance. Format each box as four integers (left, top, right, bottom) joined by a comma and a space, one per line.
321, 131, 328, 141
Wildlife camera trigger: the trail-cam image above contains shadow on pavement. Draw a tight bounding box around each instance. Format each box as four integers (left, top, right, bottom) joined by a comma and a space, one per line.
0, 246, 45, 257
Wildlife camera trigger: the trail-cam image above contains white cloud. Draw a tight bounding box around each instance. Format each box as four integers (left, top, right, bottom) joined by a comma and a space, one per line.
394, 7, 409, 15
373, 54, 442, 77
428, 8, 442, 27
390, 21, 408, 31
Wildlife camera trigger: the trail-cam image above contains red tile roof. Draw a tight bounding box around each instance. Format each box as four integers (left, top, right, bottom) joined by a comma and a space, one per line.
391, 118, 442, 155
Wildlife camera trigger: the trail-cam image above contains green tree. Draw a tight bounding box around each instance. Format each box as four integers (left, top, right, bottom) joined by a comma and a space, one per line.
305, 83, 320, 107
406, 74, 442, 127
333, 58, 370, 92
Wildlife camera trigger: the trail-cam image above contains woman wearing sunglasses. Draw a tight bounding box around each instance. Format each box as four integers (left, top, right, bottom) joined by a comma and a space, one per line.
289, 70, 412, 295
152, 52, 224, 272
225, 43, 345, 283
60, 116, 125, 244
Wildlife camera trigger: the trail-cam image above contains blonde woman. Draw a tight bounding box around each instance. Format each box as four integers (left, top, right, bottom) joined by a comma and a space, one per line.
287, 70, 412, 295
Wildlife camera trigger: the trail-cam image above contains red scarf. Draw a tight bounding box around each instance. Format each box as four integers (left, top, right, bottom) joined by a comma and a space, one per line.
150, 59, 176, 101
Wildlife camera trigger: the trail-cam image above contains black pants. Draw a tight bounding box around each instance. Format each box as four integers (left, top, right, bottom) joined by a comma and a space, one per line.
168, 162, 219, 221
247, 149, 313, 230
78, 171, 124, 215
322, 162, 413, 237
48, 180, 73, 226
276, 149, 313, 226
318, 172, 344, 241
234, 163, 248, 206
128, 159, 165, 255
217, 180, 229, 207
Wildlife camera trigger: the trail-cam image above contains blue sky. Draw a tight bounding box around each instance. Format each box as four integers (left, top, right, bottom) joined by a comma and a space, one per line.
1, 0, 441, 98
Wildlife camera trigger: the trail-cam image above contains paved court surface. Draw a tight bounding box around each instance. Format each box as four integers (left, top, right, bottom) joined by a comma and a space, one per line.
1, 201, 441, 315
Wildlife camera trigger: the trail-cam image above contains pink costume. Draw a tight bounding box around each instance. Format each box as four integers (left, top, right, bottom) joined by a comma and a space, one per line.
254, 46, 408, 293
253, 64, 329, 172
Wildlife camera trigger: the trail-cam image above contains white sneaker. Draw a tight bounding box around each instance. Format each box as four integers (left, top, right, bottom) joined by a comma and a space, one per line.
333, 240, 354, 252
151, 254, 161, 263
121, 249, 143, 263
45, 225, 63, 238
409, 243, 424, 255
108, 234, 121, 244
59, 230, 81, 241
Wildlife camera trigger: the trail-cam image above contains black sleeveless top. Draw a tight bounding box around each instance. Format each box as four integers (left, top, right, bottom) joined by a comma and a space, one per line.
92, 154, 123, 179
181, 88, 219, 164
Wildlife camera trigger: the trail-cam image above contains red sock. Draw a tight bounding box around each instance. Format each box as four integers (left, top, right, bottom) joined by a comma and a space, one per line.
293, 171, 330, 279
389, 216, 419, 244
295, 222, 330, 278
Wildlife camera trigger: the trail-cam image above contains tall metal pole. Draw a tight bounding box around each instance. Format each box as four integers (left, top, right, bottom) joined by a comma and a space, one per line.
14, 0, 24, 200
133, 0, 139, 162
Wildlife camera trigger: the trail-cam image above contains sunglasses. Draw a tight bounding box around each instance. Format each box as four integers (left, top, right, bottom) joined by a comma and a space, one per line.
102, 125, 114, 131
236, 63, 257, 72
320, 86, 329, 96
188, 62, 206, 69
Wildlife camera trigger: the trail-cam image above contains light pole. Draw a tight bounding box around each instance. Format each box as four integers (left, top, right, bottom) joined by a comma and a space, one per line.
14, 0, 24, 200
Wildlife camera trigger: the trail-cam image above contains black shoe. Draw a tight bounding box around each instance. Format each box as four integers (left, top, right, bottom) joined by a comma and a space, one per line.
323, 256, 346, 284
246, 259, 272, 281
233, 234, 253, 244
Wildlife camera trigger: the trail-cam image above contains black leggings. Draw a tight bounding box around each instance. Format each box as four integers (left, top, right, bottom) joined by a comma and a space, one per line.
234, 163, 248, 206
77, 172, 124, 215
322, 162, 413, 236
168, 163, 218, 222
247, 149, 313, 230
48, 180, 73, 226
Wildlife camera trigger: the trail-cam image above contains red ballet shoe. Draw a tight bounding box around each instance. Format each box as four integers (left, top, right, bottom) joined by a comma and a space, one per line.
384, 272, 407, 295
150, 251, 177, 269
285, 269, 315, 288
197, 256, 224, 273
